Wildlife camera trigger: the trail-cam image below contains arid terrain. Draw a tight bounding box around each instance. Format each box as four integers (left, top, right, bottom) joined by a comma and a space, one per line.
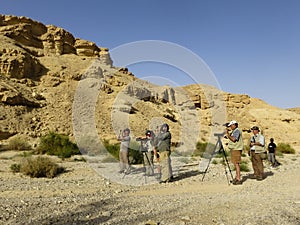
0, 14, 300, 225
0, 148, 299, 225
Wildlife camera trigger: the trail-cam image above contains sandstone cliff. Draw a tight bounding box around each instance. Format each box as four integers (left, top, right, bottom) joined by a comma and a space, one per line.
0, 14, 299, 150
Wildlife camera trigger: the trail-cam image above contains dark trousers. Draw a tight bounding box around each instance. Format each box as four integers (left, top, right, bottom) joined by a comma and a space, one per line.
251, 151, 264, 178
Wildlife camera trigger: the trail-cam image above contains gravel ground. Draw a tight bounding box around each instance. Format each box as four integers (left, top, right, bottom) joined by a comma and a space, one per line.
0, 150, 299, 225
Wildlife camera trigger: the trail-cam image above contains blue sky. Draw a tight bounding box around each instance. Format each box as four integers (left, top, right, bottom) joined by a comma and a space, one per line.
1, 0, 299, 108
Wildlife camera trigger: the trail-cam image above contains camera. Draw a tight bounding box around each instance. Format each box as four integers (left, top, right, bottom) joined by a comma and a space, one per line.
136, 137, 147, 142
242, 128, 252, 133
136, 138, 148, 152
214, 132, 225, 137
223, 122, 230, 127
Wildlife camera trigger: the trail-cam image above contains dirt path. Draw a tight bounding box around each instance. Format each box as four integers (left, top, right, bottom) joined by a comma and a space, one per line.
0, 151, 299, 225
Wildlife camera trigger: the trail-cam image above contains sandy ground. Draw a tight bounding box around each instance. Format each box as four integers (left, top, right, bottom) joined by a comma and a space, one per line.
0, 149, 299, 225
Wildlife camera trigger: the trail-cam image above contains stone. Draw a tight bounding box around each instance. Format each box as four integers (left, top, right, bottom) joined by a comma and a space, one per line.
74, 39, 100, 57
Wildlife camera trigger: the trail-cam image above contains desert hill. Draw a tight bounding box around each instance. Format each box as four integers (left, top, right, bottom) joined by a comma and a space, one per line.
1, 14, 300, 151
288, 107, 300, 115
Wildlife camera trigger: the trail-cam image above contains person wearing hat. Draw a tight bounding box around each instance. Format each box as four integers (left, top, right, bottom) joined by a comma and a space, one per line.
249, 126, 265, 180
141, 130, 155, 176
154, 123, 173, 183
118, 128, 131, 174
225, 120, 244, 185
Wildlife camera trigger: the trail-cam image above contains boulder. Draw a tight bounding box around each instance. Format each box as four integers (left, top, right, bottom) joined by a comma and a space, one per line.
74, 39, 100, 57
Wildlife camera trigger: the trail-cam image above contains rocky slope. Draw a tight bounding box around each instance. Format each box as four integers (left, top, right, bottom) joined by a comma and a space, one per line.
0, 14, 300, 151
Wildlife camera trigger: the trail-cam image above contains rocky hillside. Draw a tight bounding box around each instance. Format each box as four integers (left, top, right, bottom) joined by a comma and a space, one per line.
0, 14, 300, 151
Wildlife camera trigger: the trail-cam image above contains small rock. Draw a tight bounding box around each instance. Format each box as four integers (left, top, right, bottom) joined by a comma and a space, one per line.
102, 211, 112, 217
181, 216, 191, 222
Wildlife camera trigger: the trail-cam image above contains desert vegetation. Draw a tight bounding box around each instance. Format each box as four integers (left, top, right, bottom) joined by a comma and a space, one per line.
103, 139, 144, 164
36, 132, 80, 159
10, 156, 64, 178
4, 134, 296, 180
7, 136, 31, 151
7, 131, 80, 178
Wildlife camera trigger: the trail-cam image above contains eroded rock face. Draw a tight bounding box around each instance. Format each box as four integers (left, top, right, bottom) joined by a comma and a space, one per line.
41, 25, 76, 55
0, 78, 42, 107
0, 14, 112, 62
124, 80, 177, 104
75, 39, 99, 57
0, 15, 46, 49
0, 46, 44, 79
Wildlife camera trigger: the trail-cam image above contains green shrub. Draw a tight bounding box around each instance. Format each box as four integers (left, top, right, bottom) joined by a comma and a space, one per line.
241, 152, 247, 157
212, 159, 218, 164
10, 163, 21, 173
37, 132, 80, 159
240, 161, 250, 172
8, 136, 31, 151
215, 149, 229, 158
277, 143, 295, 154
244, 145, 250, 152
193, 142, 215, 157
129, 141, 143, 164
103, 139, 143, 164
20, 156, 64, 178
103, 139, 120, 159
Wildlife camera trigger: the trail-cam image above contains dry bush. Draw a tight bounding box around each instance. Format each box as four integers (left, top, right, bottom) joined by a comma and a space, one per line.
8, 136, 31, 151
20, 156, 64, 178
277, 143, 296, 154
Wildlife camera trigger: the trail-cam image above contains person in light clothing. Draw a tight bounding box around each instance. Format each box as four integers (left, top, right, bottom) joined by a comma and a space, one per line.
118, 128, 131, 174
225, 120, 244, 185
249, 126, 265, 180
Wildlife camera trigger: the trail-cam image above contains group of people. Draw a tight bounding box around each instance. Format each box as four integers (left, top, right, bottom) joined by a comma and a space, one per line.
118, 120, 279, 185
225, 120, 279, 185
117, 123, 173, 183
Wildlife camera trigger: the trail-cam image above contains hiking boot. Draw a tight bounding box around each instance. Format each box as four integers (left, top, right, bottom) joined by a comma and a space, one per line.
256, 176, 263, 181
249, 174, 259, 179
232, 179, 242, 185
159, 178, 171, 184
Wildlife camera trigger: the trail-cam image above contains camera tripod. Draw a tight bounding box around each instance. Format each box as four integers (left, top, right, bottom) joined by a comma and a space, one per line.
201, 133, 234, 185
123, 139, 155, 183
142, 150, 155, 182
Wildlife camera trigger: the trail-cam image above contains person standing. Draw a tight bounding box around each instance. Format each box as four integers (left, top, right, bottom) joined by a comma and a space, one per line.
268, 138, 277, 168
154, 123, 172, 183
249, 126, 265, 180
118, 128, 131, 174
225, 120, 244, 185
141, 130, 155, 176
